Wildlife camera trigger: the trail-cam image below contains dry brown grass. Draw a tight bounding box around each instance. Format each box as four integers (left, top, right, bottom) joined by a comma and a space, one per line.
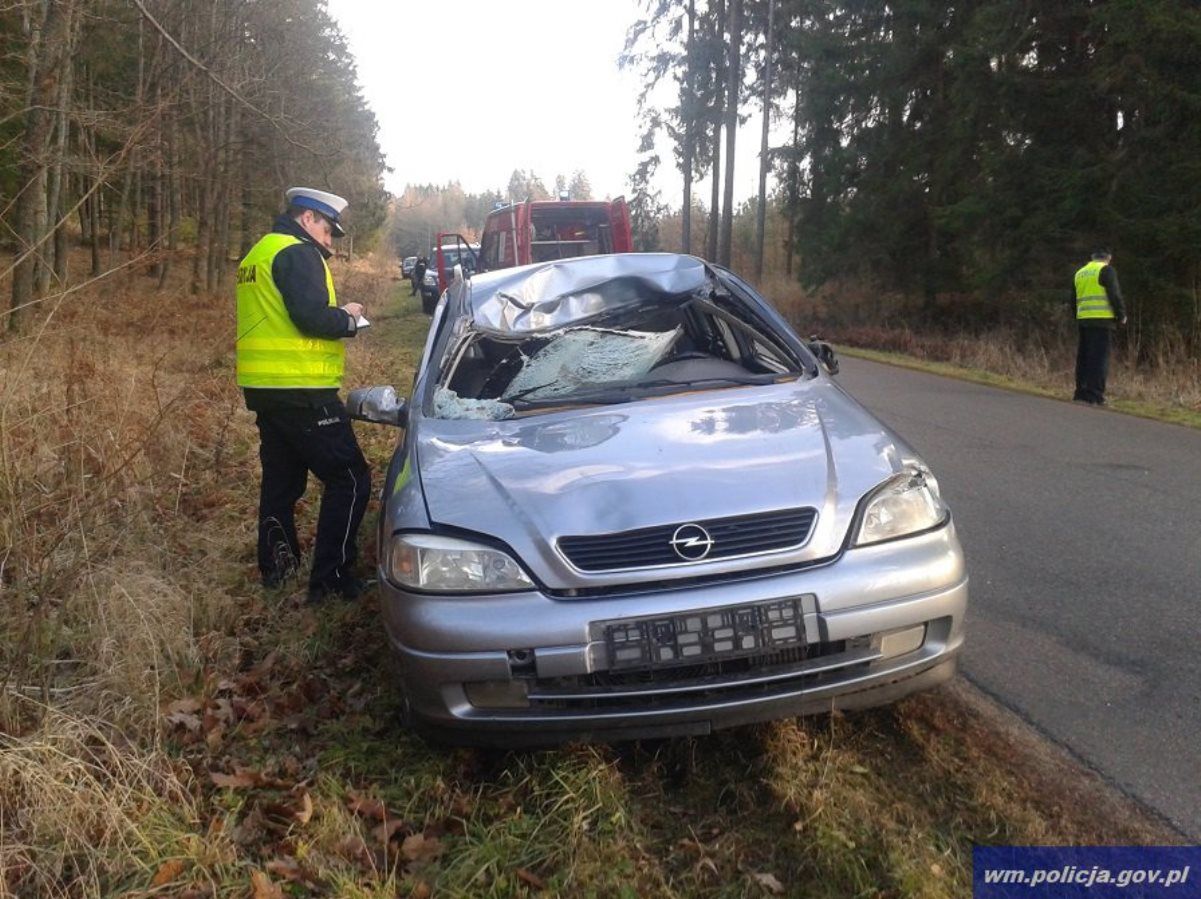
763, 280, 1201, 420
0, 247, 400, 896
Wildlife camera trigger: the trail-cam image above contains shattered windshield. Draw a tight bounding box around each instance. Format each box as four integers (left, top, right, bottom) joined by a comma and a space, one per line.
432, 257, 805, 420
505, 326, 681, 401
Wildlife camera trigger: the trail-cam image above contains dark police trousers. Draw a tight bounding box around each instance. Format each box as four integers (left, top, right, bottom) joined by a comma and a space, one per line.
1074, 326, 1111, 404
254, 399, 371, 591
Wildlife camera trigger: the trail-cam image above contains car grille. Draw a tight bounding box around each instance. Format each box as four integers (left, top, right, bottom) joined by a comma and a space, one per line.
557, 507, 818, 572
526, 638, 876, 712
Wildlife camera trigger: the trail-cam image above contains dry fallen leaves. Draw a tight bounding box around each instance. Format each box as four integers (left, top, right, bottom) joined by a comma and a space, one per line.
165, 711, 202, 733
515, 867, 546, 890
210, 770, 259, 789
249, 870, 284, 899
165, 697, 203, 715
337, 835, 376, 871
346, 792, 388, 821
401, 833, 446, 865
750, 872, 785, 895
373, 818, 410, 844
265, 856, 306, 884
293, 791, 314, 825
149, 858, 187, 887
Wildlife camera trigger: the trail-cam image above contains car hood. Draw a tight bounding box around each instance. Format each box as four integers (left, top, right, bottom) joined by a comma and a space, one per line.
415, 378, 917, 586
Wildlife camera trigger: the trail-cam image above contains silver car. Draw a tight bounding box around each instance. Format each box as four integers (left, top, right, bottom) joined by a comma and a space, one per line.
350, 254, 967, 746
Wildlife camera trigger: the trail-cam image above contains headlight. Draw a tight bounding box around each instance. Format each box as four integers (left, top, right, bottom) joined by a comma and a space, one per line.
387, 533, 534, 593
854, 468, 948, 546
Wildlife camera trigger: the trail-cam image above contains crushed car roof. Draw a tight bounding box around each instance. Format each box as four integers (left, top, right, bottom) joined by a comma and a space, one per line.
468, 253, 709, 335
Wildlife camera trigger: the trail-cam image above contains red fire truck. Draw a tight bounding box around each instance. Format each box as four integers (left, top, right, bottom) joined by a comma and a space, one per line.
429, 196, 633, 312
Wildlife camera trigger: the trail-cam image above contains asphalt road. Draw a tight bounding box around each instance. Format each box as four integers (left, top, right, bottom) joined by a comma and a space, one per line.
837, 356, 1201, 838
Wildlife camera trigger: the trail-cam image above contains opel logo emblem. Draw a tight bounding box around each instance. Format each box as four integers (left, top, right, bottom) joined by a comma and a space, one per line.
670, 523, 714, 561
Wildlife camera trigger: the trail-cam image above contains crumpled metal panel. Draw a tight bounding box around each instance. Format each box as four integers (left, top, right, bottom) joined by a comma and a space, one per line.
503, 326, 681, 401
470, 253, 708, 335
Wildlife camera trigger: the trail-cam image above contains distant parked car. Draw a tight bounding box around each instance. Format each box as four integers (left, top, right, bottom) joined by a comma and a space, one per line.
401, 256, 417, 278
348, 253, 967, 747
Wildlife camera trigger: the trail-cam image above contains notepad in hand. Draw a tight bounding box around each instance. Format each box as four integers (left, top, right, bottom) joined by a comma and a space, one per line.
355, 315, 371, 329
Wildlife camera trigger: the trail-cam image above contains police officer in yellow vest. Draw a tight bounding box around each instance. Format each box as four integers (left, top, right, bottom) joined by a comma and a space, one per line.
1071, 249, 1127, 406
236, 187, 371, 602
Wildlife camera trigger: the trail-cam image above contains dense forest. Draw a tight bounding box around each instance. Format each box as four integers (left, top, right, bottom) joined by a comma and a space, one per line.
624, 0, 1201, 352
1, 0, 387, 330
6, 0, 1199, 357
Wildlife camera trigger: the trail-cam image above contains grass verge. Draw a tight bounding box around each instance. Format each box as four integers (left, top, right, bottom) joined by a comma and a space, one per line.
838, 345, 1201, 431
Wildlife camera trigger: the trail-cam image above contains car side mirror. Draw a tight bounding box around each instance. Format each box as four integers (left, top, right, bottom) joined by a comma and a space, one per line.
347, 385, 407, 427
807, 336, 839, 375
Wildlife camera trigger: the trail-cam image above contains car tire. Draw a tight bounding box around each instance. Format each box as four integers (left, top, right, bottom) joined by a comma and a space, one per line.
421, 293, 436, 316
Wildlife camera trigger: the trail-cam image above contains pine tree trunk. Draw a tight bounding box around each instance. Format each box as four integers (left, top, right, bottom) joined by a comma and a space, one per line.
719, 0, 741, 267
158, 111, 179, 290
89, 188, 102, 277
79, 167, 91, 245
706, 0, 724, 263
681, 0, 696, 255
45, 7, 76, 289
785, 80, 800, 278
11, 0, 74, 330
84, 68, 102, 277
754, 0, 774, 282
111, 163, 133, 266
148, 82, 163, 278
240, 179, 253, 258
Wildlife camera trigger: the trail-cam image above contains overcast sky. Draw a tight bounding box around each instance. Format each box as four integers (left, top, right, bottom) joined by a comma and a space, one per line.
326, 0, 767, 206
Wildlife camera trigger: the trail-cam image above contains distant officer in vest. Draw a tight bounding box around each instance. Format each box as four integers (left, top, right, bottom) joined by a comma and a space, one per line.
1071, 248, 1127, 406
236, 187, 372, 602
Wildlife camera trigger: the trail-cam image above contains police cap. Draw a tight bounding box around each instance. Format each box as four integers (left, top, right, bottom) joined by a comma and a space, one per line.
286, 187, 349, 238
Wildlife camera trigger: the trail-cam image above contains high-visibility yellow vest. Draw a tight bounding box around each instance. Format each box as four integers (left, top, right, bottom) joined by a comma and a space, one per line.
235, 233, 345, 388
1074, 260, 1115, 321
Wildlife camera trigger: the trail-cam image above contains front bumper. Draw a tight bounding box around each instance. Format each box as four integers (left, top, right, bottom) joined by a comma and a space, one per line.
380, 523, 967, 746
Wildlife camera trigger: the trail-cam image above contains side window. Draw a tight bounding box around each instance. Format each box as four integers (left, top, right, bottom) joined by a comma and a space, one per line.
750, 339, 789, 373
481, 232, 498, 271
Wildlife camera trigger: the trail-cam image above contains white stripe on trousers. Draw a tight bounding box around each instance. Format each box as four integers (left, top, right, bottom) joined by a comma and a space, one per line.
339, 465, 358, 576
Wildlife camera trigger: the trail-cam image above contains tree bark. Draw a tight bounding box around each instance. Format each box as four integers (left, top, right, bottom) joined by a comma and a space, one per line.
754, 0, 774, 282
148, 78, 163, 279
157, 106, 179, 290
11, 0, 75, 330
718, 0, 741, 267
706, 0, 724, 263
785, 77, 800, 278
681, 0, 696, 255
46, 5, 77, 288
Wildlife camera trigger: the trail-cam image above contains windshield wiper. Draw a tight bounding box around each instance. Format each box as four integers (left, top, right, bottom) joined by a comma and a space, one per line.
509, 390, 636, 409
503, 380, 558, 403
509, 374, 788, 410
632, 373, 787, 390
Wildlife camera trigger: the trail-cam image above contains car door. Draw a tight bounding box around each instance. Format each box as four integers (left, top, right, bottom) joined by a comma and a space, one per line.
434, 233, 479, 293
609, 197, 633, 252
